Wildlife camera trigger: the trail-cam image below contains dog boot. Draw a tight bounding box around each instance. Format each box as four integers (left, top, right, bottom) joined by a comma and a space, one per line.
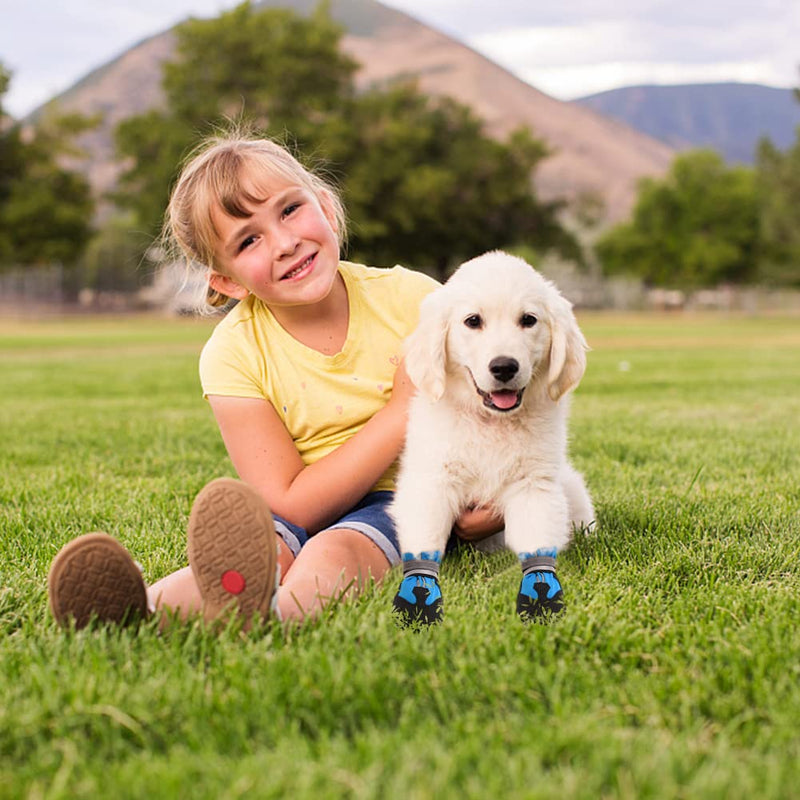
516, 549, 564, 621
392, 552, 443, 627
187, 477, 280, 625
48, 532, 150, 629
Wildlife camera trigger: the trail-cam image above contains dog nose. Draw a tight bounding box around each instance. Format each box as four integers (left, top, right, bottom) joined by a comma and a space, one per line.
489, 357, 519, 383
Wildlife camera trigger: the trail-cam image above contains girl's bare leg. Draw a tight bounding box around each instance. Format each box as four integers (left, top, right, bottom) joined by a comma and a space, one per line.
148, 539, 296, 620
276, 528, 391, 622
147, 530, 390, 624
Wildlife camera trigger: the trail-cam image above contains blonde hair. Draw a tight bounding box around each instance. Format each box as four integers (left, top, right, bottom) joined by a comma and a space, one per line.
164, 132, 347, 308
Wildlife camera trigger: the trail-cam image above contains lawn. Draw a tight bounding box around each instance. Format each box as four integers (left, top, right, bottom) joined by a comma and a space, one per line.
1, 312, 799, 799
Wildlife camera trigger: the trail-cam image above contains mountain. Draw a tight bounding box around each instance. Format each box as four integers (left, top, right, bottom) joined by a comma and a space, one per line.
40, 0, 676, 225
574, 83, 800, 165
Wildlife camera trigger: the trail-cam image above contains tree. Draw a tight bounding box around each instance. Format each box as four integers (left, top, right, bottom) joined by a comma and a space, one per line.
323, 83, 574, 278
597, 150, 758, 288
114, 1, 357, 238
112, 111, 196, 242
756, 137, 800, 286
0, 65, 95, 270
161, 0, 356, 132
1, 63, 25, 262
79, 213, 149, 294
0, 63, 9, 110
753, 67, 800, 287
115, 2, 574, 274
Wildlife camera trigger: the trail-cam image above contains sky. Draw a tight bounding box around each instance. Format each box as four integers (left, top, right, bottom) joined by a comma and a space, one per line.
1, 0, 798, 120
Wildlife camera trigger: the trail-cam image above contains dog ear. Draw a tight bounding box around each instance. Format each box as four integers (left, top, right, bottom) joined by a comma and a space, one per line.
547, 293, 588, 401
404, 290, 449, 402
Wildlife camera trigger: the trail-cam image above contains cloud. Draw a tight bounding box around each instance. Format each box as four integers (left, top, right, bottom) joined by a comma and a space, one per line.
3, 0, 798, 117
384, 0, 793, 35
1, 0, 239, 118
379, 0, 799, 98
467, 9, 799, 99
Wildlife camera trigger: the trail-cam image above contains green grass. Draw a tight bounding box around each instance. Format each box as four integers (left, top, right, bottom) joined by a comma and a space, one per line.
2, 312, 799, 799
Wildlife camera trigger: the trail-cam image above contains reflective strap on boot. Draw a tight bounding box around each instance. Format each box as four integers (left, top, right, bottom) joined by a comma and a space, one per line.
520, 555, 556, 575
402, 559, 440, 579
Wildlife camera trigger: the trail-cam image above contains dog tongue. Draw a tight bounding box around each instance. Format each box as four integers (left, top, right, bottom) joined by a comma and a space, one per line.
490, 390, 518, 410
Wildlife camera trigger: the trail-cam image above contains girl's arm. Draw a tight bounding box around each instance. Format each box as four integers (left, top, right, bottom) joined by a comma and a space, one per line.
207, 362, 415, 533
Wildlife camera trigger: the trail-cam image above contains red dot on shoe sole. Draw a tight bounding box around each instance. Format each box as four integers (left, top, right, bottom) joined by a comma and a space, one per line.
221, 570, 246, 595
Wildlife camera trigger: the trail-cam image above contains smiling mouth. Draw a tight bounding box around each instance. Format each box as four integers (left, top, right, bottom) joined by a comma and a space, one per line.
467, 370, 524, 412
282, 254, 315, 280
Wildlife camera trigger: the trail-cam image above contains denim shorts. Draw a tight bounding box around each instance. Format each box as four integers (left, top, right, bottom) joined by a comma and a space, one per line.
272, 491, 401, 566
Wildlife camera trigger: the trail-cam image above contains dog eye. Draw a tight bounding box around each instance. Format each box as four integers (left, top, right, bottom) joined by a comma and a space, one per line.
463, 314, 483, 330
520, 313, 538, 328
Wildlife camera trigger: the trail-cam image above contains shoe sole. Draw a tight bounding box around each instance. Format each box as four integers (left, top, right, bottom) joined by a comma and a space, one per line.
187, 478, 278, 624
48, 532, 149, 629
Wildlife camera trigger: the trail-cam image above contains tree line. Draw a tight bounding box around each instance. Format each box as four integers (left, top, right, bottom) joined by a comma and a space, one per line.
0, 65, 94, 270
0, 2, 573, 293
597, 142, 800, 288
1, 1, 799, 292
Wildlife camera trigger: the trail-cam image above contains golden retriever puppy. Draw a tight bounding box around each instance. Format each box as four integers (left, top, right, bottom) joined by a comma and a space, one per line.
391, 251, 594, 625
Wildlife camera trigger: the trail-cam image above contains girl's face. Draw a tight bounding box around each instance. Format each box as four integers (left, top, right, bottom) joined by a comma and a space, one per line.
209, 180, 341, 310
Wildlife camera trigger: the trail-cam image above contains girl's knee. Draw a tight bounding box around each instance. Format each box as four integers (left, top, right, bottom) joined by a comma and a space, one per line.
304, 528, 390, 576
276, 528, 391, 621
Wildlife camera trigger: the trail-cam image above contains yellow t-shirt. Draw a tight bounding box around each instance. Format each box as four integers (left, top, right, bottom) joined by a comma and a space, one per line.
199, 261, 440, 492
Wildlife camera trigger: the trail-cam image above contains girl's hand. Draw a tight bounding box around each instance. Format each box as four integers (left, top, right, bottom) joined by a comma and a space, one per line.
453, 504, 504, 542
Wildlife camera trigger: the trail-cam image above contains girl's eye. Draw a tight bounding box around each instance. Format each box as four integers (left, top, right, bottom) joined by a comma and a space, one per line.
282, 202, 300, 218
464, 314, 483, 330
238, 235, 257, 253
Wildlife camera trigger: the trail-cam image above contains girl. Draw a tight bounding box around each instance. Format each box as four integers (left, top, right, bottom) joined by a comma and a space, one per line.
48, 133, 502, 629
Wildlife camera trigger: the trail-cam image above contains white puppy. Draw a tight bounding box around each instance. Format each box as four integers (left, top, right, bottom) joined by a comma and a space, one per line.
391, 251, 594, 625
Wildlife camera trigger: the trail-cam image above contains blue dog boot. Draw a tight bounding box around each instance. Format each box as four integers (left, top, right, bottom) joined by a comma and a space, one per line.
392, 553, 443, 627
516, 550, 564, 622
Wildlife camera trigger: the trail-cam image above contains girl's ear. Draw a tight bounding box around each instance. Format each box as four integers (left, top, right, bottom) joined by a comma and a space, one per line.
208, 271, 249, 301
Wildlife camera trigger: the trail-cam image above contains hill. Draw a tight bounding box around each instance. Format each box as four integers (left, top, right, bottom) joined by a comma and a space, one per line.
574, 83, 800, 165
40, 0, 676, 225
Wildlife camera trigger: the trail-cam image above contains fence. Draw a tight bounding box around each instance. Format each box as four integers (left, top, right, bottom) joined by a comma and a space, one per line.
2, 262, 799, 316
0, 264, 65, 307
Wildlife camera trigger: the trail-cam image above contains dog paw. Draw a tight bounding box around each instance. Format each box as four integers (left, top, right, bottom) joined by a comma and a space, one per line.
516, 571, 564, 622
392, 574, 443, 627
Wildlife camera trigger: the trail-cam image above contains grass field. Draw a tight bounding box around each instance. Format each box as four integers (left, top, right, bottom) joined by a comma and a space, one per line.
1, 312, 799, 799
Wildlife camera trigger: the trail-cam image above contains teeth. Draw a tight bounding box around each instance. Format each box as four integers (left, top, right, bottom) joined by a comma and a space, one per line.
284, 256, 312, 280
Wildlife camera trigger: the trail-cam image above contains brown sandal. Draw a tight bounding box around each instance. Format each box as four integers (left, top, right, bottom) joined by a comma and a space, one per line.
48, 532, 149, 628
187, 478, 279, 624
